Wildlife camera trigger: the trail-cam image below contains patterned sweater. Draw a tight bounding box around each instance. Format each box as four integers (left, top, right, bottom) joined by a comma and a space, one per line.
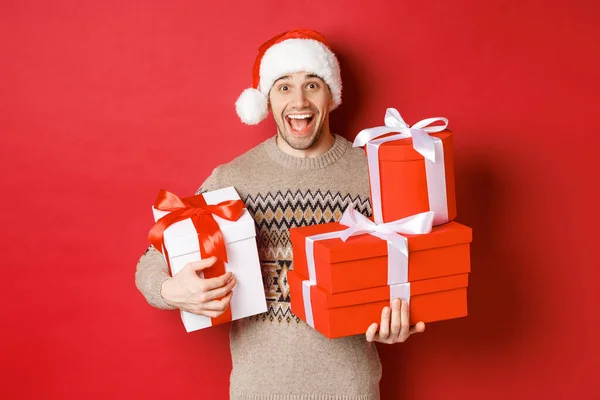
135, 134, 382, 400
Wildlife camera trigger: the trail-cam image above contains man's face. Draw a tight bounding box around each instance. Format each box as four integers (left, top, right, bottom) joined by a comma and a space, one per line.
268, 72, 334, 151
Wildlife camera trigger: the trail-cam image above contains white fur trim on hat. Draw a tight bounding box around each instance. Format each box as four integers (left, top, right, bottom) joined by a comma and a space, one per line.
235, 88, 269, 125
236, 38, 342, 125
259, 38, 342, 107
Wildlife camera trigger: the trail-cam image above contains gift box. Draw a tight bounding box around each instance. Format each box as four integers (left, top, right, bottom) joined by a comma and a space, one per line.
289, 270, 468, 339
289, 207, 471, 338
150, 186, 267, 332
353, 108, 457, 226
290, 213, 472, 294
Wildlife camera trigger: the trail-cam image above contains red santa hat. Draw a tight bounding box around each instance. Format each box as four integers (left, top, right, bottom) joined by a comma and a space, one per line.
235, 28, 342, 125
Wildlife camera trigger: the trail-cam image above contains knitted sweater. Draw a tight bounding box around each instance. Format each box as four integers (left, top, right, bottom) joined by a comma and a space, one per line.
135, 134, 382, 400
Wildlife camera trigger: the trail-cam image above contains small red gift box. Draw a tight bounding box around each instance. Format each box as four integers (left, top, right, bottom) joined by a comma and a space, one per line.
353, 108, 457, 226
289, 270, 468, 339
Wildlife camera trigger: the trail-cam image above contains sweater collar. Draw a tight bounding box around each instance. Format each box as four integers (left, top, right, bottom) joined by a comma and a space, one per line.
263, 134, 349, 170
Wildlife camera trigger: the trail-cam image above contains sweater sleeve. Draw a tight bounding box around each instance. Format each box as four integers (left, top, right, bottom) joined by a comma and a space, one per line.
134, 167, 223, 310
134, 245, 175, 310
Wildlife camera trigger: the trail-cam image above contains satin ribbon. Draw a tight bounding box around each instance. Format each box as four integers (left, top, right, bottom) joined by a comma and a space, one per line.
302, 231, 347, 328
301, 207, 434, 328
390, 283, 411, 309
149, 189, 245, 263
353, 108, 450, 225
339, 208, 434, 285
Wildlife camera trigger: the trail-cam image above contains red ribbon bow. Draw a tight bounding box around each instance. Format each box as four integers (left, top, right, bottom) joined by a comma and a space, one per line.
148, 189, 245, 263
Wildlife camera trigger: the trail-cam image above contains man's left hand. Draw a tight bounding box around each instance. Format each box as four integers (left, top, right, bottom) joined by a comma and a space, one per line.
365, 298, 425, 344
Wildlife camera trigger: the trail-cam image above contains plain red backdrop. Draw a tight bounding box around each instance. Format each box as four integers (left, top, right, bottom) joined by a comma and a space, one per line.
1, 0, 599, 399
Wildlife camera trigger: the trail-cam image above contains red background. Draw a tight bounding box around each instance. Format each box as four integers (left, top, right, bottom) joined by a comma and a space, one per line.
1, 1, 599, 399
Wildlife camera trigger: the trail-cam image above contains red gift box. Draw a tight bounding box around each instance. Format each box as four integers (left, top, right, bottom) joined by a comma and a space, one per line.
289, 270, 468, 339
290, 220, 472, 294
289, 206, 471, 338
353, 109, 457, 226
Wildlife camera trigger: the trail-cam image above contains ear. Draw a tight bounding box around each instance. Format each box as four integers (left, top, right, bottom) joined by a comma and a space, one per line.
328, 94, 335, 111
325, 83, 335, 109
267, 88, 273, 112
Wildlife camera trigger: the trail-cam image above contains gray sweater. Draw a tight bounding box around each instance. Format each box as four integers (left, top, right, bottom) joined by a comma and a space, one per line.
135, 134, 382, 400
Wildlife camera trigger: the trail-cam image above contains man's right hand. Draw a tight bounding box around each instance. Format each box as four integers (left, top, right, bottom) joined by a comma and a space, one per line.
160, 256, 236, 317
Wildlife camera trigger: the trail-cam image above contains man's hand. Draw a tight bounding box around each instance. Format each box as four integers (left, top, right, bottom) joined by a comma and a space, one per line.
365, 298, 425, 344
160, 256, 236, 318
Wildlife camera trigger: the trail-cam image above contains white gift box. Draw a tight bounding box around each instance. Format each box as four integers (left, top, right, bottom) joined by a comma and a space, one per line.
152, 186, 267, 332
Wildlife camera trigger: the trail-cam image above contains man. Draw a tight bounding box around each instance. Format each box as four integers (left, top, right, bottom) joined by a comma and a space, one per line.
136, 28, 425, 400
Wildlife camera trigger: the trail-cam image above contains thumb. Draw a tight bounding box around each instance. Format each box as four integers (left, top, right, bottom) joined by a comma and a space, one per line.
188, 256, 218, 272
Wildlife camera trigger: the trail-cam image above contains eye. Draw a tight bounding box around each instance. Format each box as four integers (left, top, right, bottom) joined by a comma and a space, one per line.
307, 82, 319, 90
279, 85, 289, 91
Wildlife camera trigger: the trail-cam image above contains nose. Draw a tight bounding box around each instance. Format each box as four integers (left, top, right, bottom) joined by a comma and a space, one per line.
290, 87, 310, 108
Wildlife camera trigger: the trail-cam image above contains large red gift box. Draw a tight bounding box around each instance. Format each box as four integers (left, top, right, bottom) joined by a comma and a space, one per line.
289, 207, 471, 339
290, 220, 472, 294
288, 270, 468, 339
353, 108, 457, 226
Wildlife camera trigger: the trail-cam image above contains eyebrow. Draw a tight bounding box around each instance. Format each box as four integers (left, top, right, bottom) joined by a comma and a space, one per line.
273, 74, 323, 84
274, 75, 292, 84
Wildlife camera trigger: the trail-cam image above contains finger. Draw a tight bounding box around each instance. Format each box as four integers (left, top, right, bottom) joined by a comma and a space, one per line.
398, 301, 411, 342
378, 306, 391, 340
202, 271, 235, 291
390, 298, 402, 340
203, 276, 237, 301
202, 309, 229, 318
201, 291, 233, 311
365, 323, 378, 342
187, 256, 218, 272
409, 321, 426, 335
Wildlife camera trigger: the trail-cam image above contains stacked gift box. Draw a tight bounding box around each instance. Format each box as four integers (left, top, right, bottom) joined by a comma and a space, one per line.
288, 108, 473, 339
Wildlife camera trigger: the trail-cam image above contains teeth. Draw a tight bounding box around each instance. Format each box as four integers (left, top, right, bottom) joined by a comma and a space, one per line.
287, 114, 312, 119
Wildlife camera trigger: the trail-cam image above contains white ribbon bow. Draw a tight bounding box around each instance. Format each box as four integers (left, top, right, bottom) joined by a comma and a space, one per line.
301, 207, 434, 329
353, 108, 448, 162
340, 208, 434, 280
352, 108, 450, 225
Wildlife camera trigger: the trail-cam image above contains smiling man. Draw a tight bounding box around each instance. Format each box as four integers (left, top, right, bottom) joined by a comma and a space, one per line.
268, 72, 335, 157
136, 28, 424, 400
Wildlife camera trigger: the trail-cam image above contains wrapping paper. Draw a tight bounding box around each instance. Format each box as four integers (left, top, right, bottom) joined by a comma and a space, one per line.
353, 108, 457, 225
289, 270, 469, 339
290, 218, 472, 294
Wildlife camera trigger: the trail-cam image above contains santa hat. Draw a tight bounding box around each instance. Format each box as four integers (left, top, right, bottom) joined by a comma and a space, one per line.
235, 28, 342, 125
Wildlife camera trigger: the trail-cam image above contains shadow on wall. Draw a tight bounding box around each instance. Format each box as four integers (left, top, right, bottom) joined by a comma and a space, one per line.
328, 42, 532, 399
448, 153, 531, 349
329, 46, 372, 140
378, 152, 532, 399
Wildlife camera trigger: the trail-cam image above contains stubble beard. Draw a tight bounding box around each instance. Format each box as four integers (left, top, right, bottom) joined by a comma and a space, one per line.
275, 112, 324, 151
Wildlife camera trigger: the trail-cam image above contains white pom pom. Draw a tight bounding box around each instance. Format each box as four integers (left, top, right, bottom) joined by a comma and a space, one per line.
235, 88, 268, 125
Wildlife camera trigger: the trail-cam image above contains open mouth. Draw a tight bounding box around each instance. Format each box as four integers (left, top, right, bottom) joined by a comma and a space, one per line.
285, 113, 315, 136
